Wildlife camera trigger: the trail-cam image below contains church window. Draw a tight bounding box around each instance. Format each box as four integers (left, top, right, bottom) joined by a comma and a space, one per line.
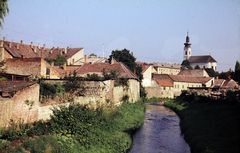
185, 51, 187, 55
212, 66, 214, 69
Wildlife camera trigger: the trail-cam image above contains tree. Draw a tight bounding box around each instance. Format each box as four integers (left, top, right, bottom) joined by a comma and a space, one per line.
64, 71, 85, 96
0, 0, 9, 28
108, 48, 136, 72
205, 68, 218, 77
0, 60, 7, 80
194, 65, 200, 69
44, 54, 67, 66
234, 61, 240, 84
108, 49, 147, 98
89, 53, 97, 57
181, 60, 193, 69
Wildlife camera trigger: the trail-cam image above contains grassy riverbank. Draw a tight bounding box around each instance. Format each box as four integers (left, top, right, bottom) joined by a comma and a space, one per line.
1, 101, 146, 153
164, 94, 240, 153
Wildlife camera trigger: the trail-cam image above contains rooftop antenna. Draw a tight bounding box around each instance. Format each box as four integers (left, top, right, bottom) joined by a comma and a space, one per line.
103, 44, 104, 58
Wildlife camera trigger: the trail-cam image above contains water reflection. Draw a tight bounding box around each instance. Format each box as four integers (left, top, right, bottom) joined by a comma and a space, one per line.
129, 102, 190, 153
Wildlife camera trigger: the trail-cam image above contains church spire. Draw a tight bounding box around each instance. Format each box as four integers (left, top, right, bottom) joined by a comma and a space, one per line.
183, 31, 191, 60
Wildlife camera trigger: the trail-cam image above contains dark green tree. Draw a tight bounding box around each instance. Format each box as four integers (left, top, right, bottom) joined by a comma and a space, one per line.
194, 65, 200, 69
234, 61, 240, 84
64, 70, 85, 96
181, 60, 193, 69
44, 54, 67, 66
84, 73, 103, 81
108, 48, 136, 72
108, 49, 147, 98
0, 0, 9, 28
89, 53, 97, 57
205, 68, 217, 77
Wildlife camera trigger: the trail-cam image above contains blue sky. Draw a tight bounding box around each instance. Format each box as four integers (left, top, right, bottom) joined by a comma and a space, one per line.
1, 0, 239, 72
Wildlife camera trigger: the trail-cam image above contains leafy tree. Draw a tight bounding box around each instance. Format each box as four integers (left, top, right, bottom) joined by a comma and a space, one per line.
218, 72, 228, 79
108, 49, 136, 72
234, 61, 240, 84
89, 53, 97, 57
63, 70, 85, 96
44, 55, 67, 66
181, 60, 193, 69
194, 65, 200, 69
101, 67, 121, 80
84, 73, 103, 81
0, 0, 9, 28
205, 68, 218, 77
108, 49, 147, 98
0, 60, 7, 80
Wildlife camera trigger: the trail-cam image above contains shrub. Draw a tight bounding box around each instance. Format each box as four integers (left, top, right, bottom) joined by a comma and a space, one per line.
0, 139, 11, 149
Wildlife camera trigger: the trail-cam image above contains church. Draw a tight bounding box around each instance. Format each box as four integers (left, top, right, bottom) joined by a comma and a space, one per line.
183, 33, 217, 71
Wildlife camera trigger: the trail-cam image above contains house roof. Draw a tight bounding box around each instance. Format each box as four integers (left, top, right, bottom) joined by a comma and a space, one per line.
76, 62, 139, 80
74, 56, 107, 65
214, 79, 225, 88
197, 77, 213, 84
188, 55, 217, 63
156, 80, 174, 87
153, 62, 181, 69
221, 79, 238, 88
141, 65, 151, 74
1, 40, 83, 59
0, 81, 37, 94
178, 69, 209, 77
168, 75, 202, 83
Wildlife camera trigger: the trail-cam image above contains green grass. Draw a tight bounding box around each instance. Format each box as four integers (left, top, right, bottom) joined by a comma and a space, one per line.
3, 100, 145, 153
164, 97, 240, 153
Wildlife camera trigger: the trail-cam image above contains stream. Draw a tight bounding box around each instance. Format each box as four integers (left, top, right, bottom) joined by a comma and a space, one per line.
128, 102, 191, 153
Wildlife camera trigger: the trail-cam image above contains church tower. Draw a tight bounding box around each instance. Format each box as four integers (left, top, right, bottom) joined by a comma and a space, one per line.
183, 32, 191, 60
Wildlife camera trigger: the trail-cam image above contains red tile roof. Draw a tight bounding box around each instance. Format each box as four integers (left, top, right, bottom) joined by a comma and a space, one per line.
141, 65, 151, 74
76, 62, 139, 80
178, 69, 209, 77
197, 77, 213, 84
214, 79, 225, 88
221, 79, 238, 88
188, 55, 217, 63
2, 40, 83, 59
168, 75, 202, 83
156, 80, 174, 87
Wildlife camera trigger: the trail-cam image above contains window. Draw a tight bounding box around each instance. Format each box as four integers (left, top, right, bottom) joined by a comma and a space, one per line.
175, 85, 176, 88
212, 66, 214, 69
178, 85, 179, 88
163, 87, 166, 90
185, 51, 187, 55
203, 66, 205, 68
192, 85, 194, 87
182, 85, 184, 88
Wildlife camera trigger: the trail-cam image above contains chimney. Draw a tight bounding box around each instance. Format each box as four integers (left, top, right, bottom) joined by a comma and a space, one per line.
34, 46, 37, 53
21, 55, 25, 59
21, 40, 23, 45
3, 37, 6, 41
67, 46, 69, 49
52, 47, 55, 50
57, 47, 59, 49
31, 42, 33, 48
51, 62, 54, 67
38, 43, 40, 49
65, 48, 67, 54
17, 43, 19, 49
134, 69, 136, 75
9, 42, 11, 48
63, 62, 66, 70
43, 44, 45, 50
84, 55, 87, 62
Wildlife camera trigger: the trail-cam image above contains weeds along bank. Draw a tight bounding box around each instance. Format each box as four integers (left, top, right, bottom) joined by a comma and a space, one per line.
0, 101, 145, 153
164, 91, 240, 153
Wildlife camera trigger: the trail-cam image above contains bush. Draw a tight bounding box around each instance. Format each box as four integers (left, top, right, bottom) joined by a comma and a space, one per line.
0, 139, 11, 149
